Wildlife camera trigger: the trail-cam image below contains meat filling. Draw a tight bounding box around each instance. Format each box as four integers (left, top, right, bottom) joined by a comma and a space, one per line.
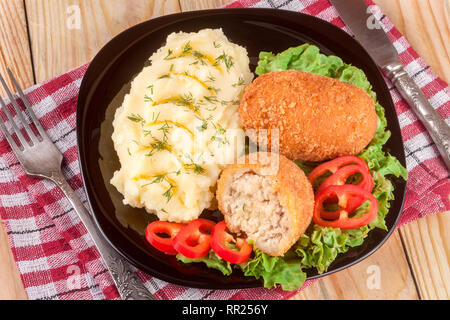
223, 171, 290, 253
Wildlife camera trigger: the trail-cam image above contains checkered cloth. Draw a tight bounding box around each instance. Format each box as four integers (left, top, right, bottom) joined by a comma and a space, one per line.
0, 0, 448, 300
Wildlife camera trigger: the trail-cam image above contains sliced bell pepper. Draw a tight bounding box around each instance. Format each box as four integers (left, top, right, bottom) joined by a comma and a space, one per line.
313, 185, 378, 229
317, 164, 373, 213
173, 219, 216, 259
308, 155, 370, 190
316, 164, 373, 193
210, 221, 252, 264
145, 221, 185, 255
309, 156, 373, 214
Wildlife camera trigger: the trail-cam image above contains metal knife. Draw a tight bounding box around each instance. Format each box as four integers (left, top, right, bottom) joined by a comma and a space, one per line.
330, 0, 450, 170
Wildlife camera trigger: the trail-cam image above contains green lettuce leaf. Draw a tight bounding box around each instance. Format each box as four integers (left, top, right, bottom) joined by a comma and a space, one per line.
176, 251, 233, 276
294, 225, 350, 274
239, 249, 307, 291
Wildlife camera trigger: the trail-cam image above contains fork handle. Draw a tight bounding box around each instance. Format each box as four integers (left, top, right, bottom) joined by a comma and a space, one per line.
50, 170, 156, 300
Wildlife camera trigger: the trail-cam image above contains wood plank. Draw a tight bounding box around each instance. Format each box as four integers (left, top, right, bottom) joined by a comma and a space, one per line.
25, 0, 181, 83
373, 0, 450, 301
0, 221, 27, 300
0, 0, 34, 96
399, 212, 450, 299
292, 230, 419, 299
0, 0, 446, 301
0, 0, 33, 300
179, 0, 233, 12
373, 0, 450, 84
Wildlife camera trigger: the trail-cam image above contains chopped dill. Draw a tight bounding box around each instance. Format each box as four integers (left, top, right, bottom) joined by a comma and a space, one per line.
151, 112, 160, 123
205, 106, 218, 112
172, 93, 195, 108
150, 173, 167, 184
141, 172, 179, 203
206, 74, 216, 82
127, 113, 144, 123
207, 86, 221, 94
163, 183, 176, 202
195, 114, 212, 132
204, 95, 219, 104
211, 123, 229, 145
184, 162, 206, 174
164, 49, 174, 60
232, 77, 245, 87
192, 51, 204, 58
192, 51, 208, 65
183, 154, 206, 175
182, 42, 192, 55
158, 121, 171, 141
214, 52, 234, 71
220, 99, 240, 106
197, 121, 208, 132
150, 137, 171, 152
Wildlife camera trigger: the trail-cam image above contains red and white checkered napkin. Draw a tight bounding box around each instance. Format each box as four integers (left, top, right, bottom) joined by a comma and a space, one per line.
0, 0, 448, 300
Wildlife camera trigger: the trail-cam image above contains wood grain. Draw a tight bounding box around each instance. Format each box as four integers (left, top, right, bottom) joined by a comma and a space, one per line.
0, 0, 33, 301
179, 0, 232, 11
0, 0, 448, 300
399, 212, 450, 299
292, 230, 419, 300
372, 0, 450, 301
0, 221, 27, 300
25, 0, 181, 82
373, 0, 450, 84
0, 0, 34, 96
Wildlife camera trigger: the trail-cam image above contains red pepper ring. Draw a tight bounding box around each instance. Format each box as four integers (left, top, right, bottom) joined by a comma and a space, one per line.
317, 165, 373, 217
145, 221, 185, 255
313, 185, 378, 229
317, 164, 373, 194
173, 219, 216, 259
308, 155, 370, 189
210, 221, 252, 264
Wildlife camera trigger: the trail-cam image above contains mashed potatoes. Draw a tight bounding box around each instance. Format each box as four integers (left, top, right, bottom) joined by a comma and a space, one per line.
110, 29, 253, 223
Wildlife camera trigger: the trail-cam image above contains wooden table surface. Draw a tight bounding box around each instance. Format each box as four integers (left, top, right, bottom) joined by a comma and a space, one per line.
0, 0, 449, 300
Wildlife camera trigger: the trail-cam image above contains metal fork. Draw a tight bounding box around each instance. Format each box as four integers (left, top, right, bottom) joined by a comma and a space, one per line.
0, 68, 155, 300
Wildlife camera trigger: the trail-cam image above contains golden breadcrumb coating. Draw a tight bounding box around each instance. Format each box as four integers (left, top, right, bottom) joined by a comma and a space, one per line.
239, 70, 377, 162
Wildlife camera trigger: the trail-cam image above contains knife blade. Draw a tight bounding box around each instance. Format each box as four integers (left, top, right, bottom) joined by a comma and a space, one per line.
330, 0, 450, 170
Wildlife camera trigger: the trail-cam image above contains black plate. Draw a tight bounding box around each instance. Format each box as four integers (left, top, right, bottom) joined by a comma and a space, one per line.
76, 8, 407, 289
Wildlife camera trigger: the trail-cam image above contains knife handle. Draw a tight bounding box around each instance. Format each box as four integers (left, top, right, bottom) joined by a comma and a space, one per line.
384, 61, 450, 170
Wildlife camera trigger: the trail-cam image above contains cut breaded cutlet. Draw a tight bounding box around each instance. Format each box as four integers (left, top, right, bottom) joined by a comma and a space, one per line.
217, 152, 314, 256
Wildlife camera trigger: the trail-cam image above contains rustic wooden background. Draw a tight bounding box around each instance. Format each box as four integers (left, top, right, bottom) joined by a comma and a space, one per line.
0, 0, 449, 300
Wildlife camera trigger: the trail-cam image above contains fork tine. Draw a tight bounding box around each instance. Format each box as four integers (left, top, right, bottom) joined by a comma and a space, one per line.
0, 95, 28, 149
0, 71, 38, 145
6, 67, 46, 140
0, 111, 24, 154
